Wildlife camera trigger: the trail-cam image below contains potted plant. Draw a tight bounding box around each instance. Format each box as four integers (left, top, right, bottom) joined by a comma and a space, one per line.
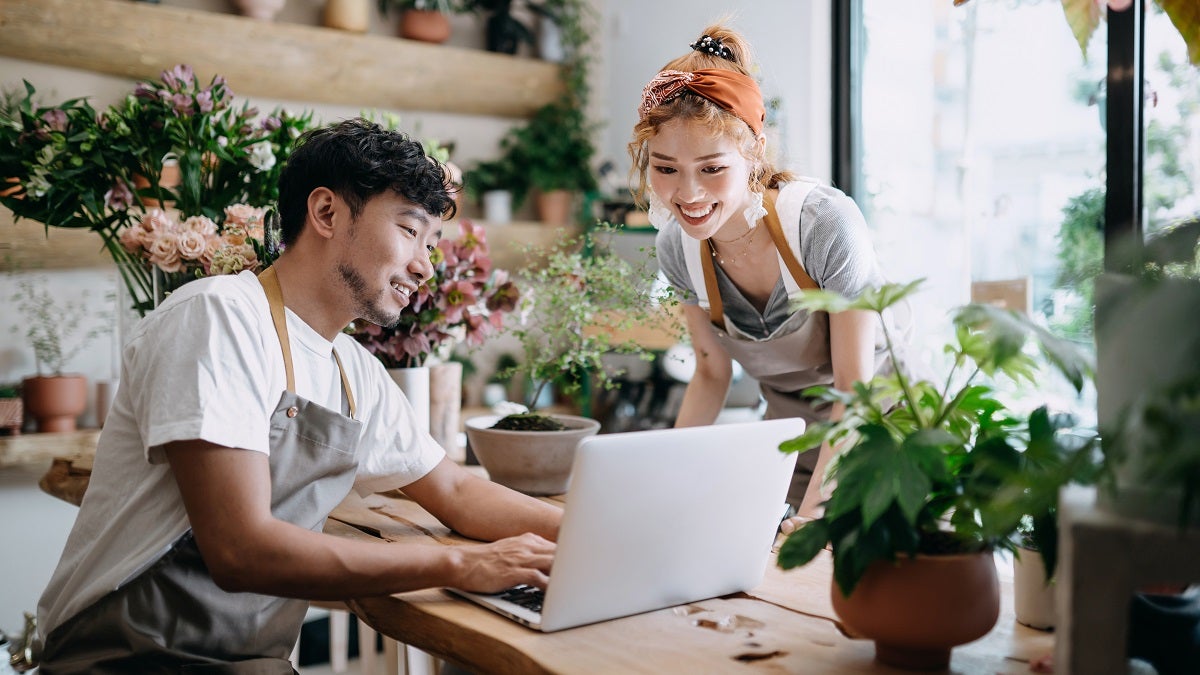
378, 0, 460, 43
0, 382, 22, 435
499, 100, 597, 226
1094, 222, 1200, 529
464, 225, 682, 494
463, 155, 524, 224
460, 0, 533, 54
527, 0, 588, 63
775, 281, 1095, 670
10, 276, 109, 433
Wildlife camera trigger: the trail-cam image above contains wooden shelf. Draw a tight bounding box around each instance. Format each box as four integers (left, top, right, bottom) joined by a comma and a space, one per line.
0, 428, 100, 470
0, 0, 563, 118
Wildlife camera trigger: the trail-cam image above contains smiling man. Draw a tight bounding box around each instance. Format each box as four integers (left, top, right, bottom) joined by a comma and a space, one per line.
35, 119, 561, 674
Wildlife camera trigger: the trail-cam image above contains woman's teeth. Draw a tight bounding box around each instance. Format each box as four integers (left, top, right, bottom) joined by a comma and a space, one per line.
680, 204, 715, 219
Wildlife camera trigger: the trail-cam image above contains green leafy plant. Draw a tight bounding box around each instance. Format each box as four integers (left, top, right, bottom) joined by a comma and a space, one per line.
463, 154, 526, 206
501, 100, 597, 201
776, 281, 1097, 595
491, 225, 681, 430
9, 276, 108, 376
461, 0, 534, 54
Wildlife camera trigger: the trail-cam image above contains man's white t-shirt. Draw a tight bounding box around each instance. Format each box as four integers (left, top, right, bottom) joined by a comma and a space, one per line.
38, 271, 445, 636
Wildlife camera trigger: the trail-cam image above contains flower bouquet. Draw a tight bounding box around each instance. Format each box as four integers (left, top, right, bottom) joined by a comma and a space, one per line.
352, 219, 519, 368
0, 64, 316, 315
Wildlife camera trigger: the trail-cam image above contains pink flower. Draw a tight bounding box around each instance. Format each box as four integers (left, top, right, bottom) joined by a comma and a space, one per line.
148, 232, 183, 273
104, 180, 134, 211
119, 226, 143, 254
40, 109, 68, 133
176, 230, 207, 260
182, 215, 218, 237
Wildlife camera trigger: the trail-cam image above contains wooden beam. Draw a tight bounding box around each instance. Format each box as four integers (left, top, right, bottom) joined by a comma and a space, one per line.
0, 210, 112, 271
0, 0, 563, 118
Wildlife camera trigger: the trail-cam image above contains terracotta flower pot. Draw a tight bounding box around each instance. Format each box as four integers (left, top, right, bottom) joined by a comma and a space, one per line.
465, 414, 600, 495
535, 189, 574, 227
22, 375, 88, 433
831, 550, 1000, 670
400, 10, 451, 44
132, 163, 182, 208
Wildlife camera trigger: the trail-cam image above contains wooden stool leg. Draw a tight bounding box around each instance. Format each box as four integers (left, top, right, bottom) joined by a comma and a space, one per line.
358, 617, 379, 675
329, 609, 349, 673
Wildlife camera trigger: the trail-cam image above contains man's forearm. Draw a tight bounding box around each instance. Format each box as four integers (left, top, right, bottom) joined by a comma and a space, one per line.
441, 473, 562, 542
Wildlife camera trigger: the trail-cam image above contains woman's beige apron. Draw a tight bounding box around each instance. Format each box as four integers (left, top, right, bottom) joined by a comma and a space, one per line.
39, 267, 362, 674
682, 183, 894, 505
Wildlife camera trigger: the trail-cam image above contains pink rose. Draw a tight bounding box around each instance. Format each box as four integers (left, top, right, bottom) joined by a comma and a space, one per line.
176, 230, 207, 260
182, 215, 218, 237
118, 226, 143, 254
148, 233, 183, 273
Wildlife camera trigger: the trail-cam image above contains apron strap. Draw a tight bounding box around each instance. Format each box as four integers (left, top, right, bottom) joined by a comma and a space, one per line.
700, 241, 726, 331
257, 267, 297, 394
256, 267, 357, 419
763, 192, 819, 292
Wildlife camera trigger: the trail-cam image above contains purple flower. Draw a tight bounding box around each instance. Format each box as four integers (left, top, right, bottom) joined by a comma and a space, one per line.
104, 180, 134, 211
161, 64, 195, 92
262, 116, 282, 132
40, 109, 68, 132
133, 82, 158, 101
171, 93, 193, 116
195, 89, 213, 113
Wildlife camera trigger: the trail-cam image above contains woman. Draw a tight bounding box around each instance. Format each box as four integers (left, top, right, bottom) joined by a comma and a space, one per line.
629, 24, 916, 526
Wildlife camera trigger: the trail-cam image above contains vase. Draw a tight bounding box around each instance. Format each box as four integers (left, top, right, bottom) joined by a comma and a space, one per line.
537, 15, 565, 63
482, 190, 512, 224
400, 10, 451, 43
1013, 547, 1056, 630
428, 361, 462, 456
233, 0, 286, 21
22, 375, 88, 433
388, 367, 430, 434
322, 0, 369, 32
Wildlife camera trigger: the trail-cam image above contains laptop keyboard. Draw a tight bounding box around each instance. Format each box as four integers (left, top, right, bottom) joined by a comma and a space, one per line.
494, 584, 544, 613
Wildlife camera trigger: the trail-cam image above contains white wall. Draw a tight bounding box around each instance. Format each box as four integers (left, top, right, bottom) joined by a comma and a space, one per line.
598, 0, 832, 189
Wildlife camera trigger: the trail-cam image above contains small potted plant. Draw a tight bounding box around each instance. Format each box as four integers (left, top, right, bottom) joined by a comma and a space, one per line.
10, 276, 109, 433
499, 100, 597, 226
460, 0, 533, 54
775, 281, 1095, 670
378, 0, 461, 43
0, 382, 22, 435
464, 225, 682, 494
463, 155, 525, 224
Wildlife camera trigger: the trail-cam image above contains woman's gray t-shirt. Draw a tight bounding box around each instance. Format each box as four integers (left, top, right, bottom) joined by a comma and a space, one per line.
656, 182, 887, 339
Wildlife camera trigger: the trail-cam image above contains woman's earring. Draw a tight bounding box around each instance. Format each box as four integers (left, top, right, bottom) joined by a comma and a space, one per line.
648, 192, 674, 230
743, 189, 766, 228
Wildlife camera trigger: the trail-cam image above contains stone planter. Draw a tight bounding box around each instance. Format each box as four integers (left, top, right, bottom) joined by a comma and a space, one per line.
464, 414, 600, 495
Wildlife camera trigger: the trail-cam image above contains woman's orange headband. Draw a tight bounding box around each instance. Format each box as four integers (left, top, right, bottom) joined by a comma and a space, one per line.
638, 68, 765, 137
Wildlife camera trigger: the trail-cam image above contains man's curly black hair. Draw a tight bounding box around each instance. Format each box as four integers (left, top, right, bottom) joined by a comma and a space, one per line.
277, 118, 457, 246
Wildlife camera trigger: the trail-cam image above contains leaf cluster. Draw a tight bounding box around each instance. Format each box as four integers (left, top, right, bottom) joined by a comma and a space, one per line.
776, 281, 1099, 596
9, 276, 110, 376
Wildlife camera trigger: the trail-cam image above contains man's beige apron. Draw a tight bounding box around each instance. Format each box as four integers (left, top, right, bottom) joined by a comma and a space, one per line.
39, 268, 362, 674
682, 184, 896, 505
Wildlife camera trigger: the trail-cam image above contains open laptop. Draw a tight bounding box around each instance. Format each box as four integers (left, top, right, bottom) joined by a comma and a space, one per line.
447, 418, 804, 632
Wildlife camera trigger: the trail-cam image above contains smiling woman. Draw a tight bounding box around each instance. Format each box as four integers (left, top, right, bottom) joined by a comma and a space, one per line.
628, 23, 925, 526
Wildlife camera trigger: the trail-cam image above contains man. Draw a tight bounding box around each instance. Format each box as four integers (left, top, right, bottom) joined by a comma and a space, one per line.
36, 119, 560, 673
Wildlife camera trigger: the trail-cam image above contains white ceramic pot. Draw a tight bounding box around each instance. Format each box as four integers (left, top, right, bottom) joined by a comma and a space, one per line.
482, 190, 513, 224
1012, 547, 1056, 630
388, 366, 430, 434
464, 414, 600, 495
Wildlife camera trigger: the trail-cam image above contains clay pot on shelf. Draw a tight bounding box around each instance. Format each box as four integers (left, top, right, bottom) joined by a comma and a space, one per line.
22, 375, 88, 433
830, 550, 1000, 670
534, 189, 573, 227
132, 163, 182, 209
400, 10, 451, 43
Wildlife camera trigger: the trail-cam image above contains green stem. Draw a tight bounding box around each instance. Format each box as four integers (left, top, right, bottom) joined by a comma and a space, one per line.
931, 365, 982, 429
879, 310, 924, 428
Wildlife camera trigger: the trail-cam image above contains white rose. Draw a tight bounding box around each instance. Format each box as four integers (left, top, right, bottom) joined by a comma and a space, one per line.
247, 141, 276, 172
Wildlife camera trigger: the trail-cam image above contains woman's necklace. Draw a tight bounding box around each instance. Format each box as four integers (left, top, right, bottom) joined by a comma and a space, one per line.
707, 225, 760, 266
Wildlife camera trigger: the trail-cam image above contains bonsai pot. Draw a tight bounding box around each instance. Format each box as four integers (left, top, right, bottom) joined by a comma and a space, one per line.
22, 375, 88, 433
831, 550, 1000, 670
1012, 546, 1055, 630
464, 414, 600, 495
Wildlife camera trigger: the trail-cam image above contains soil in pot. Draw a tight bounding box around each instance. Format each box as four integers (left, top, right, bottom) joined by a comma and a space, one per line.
491, 412, 565, 431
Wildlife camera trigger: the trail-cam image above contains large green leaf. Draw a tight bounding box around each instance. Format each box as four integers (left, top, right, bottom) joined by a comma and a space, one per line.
777, 518, 831, 570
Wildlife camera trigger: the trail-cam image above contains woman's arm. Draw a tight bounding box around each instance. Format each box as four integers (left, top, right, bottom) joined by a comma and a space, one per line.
673, 304, 734, 427
789, 307, 878, 523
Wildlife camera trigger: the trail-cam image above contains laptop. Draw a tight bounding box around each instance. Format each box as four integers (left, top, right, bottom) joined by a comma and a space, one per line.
447, 418, 804, 632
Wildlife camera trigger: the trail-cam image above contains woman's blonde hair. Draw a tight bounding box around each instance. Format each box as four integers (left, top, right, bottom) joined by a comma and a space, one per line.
628, 24, 794, 206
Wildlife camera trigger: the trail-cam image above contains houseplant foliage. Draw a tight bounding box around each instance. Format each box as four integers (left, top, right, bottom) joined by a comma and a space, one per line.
351, 218, 518, 368
775, 281, 1096, 596
461, 0, 534, 54
0, 65, 316, 315
492, 225, 681, 430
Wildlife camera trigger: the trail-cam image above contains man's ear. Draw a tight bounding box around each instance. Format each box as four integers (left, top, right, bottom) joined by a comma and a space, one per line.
307, 187, 339, 240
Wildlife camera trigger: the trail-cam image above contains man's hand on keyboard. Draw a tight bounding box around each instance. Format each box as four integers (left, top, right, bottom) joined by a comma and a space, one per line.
452, 532, 555, 593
